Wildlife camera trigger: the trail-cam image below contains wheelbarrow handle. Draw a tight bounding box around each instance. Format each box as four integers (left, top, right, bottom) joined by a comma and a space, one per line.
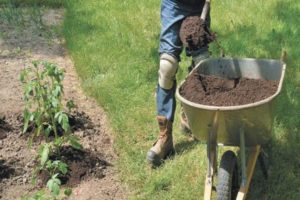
201, 0, 211, 21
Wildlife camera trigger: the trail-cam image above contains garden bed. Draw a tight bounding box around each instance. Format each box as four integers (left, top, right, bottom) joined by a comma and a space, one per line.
0, 6, 126, 200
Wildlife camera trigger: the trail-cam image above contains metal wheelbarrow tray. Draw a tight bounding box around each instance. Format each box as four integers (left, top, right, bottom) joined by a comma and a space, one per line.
176, 57, 286, 200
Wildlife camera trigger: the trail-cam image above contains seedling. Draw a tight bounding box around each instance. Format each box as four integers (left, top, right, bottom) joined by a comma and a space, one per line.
20, 61, 81, 199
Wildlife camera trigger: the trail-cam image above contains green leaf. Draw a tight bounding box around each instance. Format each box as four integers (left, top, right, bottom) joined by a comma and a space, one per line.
23, 109, 30, 133
68, 135, 82, 150
51, 98, 58, 108
46, 174, 61, 197
66, 100, 75, 110
46, 160, 53, 170
46, 179, 54, 189
54, 137, 63, 147
64, 188, 72, 196
57, 161, 68, 175
56, 112, 62, 124
40, 144, 50, 166
36, 125, 42, 137
24, 189, 45, 200
25, 84, 33, 97
29, 113, 35, 121
54, 112, 60, 119
44, 125, 52, 137
32, 60, 39, 68
61, 113, 70, 132
20, 69, 27, 83
53, 85, 61, 96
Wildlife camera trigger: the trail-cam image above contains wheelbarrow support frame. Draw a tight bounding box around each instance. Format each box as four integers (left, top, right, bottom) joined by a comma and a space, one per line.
204, 119, 262, 200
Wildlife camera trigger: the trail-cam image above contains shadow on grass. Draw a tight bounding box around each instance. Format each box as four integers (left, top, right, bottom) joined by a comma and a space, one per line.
174, 139, 200, 155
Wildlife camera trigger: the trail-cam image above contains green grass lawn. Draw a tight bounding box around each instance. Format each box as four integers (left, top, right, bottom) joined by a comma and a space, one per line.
63, 0, 300, 199
2, 0, 299, 199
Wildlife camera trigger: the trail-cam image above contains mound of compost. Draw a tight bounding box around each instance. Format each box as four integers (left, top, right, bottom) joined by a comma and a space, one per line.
0, 117, 11, 139
39, 146, 109, 187
0, 160, 16, 180
179, 71, 279, 106
179, 15, 215, 50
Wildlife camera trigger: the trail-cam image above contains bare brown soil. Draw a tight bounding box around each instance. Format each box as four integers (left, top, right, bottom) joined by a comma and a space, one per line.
179, 15, 215, 50
179, 71, 279, 106
0, 8, 127, 200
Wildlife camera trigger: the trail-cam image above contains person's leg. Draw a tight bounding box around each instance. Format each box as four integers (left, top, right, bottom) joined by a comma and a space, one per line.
157, 0, 206, 121
147, 0, 206, 167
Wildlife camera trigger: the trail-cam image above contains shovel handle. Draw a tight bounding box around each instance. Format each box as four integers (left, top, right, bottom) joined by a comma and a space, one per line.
201, 0, 211, 21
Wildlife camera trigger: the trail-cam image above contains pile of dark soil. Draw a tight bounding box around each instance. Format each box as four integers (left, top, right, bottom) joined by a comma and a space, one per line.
21, 110, 96, 140
179, 15, 215, 50
69, 111, 94, 131
0, 160, 16, 180
39, 146, 109, 187
179, 71, 279, 106
0, 117, 11, 139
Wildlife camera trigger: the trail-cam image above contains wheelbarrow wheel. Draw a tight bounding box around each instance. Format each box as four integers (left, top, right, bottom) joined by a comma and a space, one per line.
217, 150, 239, 200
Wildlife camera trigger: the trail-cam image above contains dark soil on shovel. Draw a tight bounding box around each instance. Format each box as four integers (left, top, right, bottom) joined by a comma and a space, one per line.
179, 15, 215, 50
179, 71, 279, 106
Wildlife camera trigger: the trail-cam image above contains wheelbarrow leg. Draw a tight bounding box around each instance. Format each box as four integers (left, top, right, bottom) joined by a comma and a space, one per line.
236, 145, 261, 200
258, 149, 269, 179
204, 142, 217, 200
204, 112, 219, 200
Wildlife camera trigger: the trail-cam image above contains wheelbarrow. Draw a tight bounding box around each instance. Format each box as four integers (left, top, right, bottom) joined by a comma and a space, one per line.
176, 57, 286, 200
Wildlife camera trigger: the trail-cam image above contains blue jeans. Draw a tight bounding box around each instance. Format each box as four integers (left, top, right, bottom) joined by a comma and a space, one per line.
157, 0, 209, 122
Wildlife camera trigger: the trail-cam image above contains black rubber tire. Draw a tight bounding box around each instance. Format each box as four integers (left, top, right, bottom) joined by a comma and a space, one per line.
217, 150, 239, 200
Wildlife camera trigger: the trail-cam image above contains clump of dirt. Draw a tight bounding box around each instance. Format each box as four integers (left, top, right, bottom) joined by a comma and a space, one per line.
39, 146, 109, 187
69, 111, 94, 131
0, 118, 9, 139
179, 71, 279, 106
0, 160, 16, 180
179, 15, 215, 50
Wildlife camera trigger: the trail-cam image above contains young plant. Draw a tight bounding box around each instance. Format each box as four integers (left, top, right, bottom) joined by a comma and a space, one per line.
20, 61, 81, 146
20, 61, 80, 199
20, 61, 64, 137
45, 160, 72, 198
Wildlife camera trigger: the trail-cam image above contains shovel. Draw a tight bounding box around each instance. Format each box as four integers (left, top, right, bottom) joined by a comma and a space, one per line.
200, 0, 225, 56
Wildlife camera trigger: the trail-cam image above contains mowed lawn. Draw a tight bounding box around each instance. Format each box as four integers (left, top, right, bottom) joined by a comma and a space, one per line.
24, 0, 300, 199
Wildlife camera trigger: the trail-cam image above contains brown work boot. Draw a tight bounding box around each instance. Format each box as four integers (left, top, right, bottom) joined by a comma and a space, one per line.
147, 116, 175, 167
